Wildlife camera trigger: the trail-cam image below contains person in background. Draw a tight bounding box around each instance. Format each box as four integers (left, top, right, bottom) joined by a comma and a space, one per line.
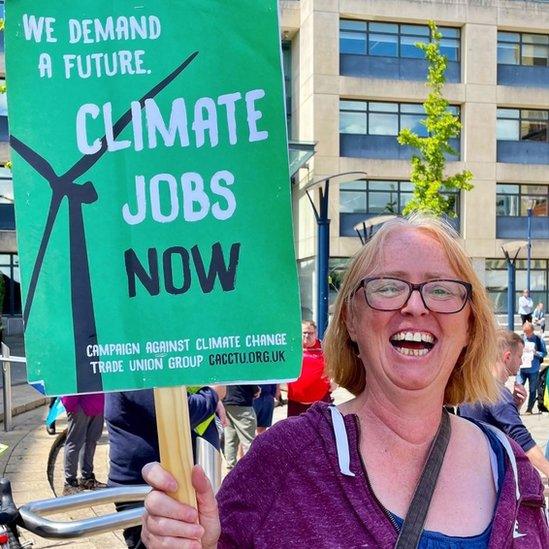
105, 386, 222, 549
533, 302, 545, 335
519, 289, 534, 325
222, 384, 259, 469
287, 320, 331, 417
459, 329, 549, 478
253, 384, 279, 435
518, 321, 547, 414
61, 393, 106, 495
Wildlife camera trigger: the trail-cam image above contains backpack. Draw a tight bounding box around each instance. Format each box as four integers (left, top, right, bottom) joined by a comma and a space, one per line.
535, 336, 548, 411
537, 369, 548, 412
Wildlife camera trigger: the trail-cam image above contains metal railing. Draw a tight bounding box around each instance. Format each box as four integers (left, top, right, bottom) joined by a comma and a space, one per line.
8, 437, 221, 542
0, 343, 26, 432
19, 485, 150, 539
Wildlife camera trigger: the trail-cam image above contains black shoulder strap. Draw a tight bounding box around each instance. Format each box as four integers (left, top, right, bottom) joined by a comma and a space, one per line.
395, 409, 451, 549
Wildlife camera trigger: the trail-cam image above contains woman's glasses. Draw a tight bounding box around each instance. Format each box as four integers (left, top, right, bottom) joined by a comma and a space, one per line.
355, 277, 472, 314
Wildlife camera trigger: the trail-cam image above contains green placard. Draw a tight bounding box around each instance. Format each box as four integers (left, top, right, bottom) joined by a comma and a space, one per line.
6, 0, 302, 395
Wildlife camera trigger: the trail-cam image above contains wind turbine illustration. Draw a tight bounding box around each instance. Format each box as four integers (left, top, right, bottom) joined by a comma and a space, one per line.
10, 51, 199, 393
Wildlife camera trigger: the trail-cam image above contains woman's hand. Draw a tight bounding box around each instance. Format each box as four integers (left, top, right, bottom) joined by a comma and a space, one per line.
141, 463, 221, 548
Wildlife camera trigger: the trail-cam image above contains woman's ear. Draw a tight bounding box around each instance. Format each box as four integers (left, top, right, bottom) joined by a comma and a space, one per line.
343, 302, 357, 342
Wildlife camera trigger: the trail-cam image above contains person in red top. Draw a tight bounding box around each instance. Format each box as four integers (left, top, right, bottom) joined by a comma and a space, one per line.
287, 320, 332, 416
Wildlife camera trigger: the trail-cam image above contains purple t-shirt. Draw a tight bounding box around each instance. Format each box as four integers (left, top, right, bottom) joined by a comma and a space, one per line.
61, 393, 104, 416
217, 402, 548, 548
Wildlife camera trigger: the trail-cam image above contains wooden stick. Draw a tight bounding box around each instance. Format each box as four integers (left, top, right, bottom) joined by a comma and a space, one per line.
154, 386, 197, 507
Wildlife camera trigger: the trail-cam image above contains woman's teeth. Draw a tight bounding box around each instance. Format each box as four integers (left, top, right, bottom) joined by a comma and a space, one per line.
394, 347, 431, 357
390, 331, 434, 344
390, 331, 435, 357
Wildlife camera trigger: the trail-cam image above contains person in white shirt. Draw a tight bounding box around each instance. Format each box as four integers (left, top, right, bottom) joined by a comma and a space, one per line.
533, 302, 545, 335
518, 289, 534, 324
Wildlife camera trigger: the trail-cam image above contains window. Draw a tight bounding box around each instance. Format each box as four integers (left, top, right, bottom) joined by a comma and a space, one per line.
281, 42, 291, 136
498, 31, 549, 67
340, 100, 459, 137
0, 2, 4, 52
0, 253, 21, 316
497, 108, 548, 142
0, 82, 7, 141
485, 258, 548, 314
0, 166, 12, 202
340, 180, 459, 216
340, 20, 460, 61
496, 184, 549, 216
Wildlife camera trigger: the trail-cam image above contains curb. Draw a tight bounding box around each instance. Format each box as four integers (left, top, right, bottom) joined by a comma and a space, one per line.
0, 397, 47, 423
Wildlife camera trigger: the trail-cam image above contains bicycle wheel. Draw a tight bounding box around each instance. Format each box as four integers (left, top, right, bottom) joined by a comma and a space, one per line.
46, 428, 67, 497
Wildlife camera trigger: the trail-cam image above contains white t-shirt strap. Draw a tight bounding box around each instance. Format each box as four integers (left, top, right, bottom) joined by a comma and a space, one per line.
481, 423, 521, 501
329, 405, 355, 477
480, 423, 529, 539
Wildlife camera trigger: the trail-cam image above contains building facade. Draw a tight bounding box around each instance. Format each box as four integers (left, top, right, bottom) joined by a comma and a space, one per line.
280, 0, 549, 319
0, 0, 21, 329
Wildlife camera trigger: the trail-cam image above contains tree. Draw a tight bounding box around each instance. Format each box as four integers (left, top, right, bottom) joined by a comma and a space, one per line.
397, 20, 472, 217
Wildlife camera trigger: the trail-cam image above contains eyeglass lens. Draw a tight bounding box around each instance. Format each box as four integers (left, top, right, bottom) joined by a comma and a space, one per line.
364, 278, 468, 313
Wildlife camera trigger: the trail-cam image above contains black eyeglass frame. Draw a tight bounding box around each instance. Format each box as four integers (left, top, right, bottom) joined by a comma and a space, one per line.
354, 277, 473, 314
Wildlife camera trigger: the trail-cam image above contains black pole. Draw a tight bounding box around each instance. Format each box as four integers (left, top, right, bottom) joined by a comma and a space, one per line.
527, 208, 532, 294
316, 180, 330, 339
69, 182, 102, 391
503, 247, 520, 332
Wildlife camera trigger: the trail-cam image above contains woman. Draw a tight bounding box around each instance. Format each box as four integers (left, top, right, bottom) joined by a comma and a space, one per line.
141, 215, 548, 548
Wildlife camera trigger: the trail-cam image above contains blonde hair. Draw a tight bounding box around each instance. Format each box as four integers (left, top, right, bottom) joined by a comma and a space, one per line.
323, 214, 499, 406
496, 329, 523, 356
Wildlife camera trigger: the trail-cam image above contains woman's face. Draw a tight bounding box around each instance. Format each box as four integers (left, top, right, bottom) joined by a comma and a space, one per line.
346, 228, 471, 395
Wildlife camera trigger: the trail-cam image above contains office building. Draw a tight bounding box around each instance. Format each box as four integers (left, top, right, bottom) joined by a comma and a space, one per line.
280, 0, 549, 318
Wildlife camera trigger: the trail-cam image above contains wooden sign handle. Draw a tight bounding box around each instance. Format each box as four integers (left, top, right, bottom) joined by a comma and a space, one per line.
154, 386, 197, 507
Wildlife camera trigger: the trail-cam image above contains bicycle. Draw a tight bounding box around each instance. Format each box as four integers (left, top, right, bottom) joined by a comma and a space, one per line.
46, 429, 67, 497
0, 478, 26, 548
0, 476, 149, 547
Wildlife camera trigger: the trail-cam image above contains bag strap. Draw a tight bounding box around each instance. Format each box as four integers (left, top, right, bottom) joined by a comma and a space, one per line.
395, 409, 451, 549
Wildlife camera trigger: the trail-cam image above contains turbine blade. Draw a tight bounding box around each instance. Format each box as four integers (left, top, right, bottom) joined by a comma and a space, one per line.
62, 51, 199, 181
10, 136, 58, 183
23, 193, 64, 323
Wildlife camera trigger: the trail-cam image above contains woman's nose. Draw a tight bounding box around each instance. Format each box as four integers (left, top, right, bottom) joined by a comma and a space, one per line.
400, 289, 429, 315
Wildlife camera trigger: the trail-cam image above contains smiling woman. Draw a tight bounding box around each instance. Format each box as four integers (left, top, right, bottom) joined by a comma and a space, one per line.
325, 214, 498, 407
140, 214, 549, 549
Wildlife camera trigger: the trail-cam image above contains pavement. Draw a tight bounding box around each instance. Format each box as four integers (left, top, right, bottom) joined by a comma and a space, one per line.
2, 408, 124, 548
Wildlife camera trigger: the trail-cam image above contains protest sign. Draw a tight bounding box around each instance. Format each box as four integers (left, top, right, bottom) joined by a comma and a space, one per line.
6, 0, 302, 396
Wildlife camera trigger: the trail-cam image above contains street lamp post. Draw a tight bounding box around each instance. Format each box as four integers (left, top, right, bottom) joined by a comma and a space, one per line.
527, 207, 533, 294
304, 171, 367, 339
354, 215, 397, 245
501, 240, 527, 331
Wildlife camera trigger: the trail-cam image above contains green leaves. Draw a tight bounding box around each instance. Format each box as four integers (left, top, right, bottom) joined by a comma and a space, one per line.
398, 20, 473, 217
